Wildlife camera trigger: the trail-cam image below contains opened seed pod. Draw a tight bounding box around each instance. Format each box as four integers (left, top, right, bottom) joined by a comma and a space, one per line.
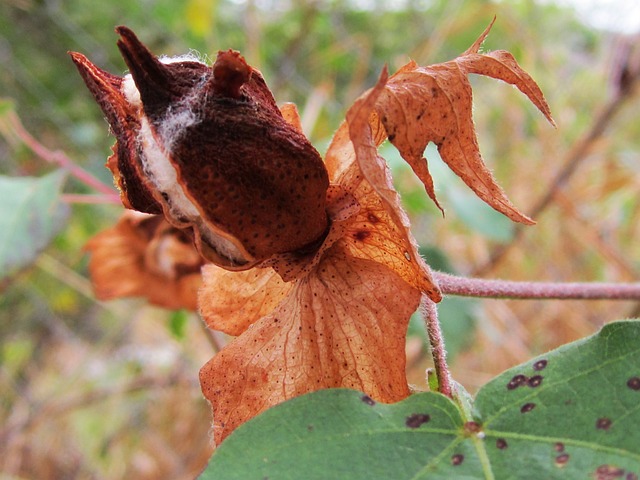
70, 27, 330, 269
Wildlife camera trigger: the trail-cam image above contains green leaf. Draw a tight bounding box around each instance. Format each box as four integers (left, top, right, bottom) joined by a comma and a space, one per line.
0, 171, 69, 279
201, 320, 640, 479
476, 319, 640, 479
201, 389, 468, 480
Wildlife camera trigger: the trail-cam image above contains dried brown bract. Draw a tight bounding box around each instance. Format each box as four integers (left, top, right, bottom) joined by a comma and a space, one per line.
86, 211, 204, 311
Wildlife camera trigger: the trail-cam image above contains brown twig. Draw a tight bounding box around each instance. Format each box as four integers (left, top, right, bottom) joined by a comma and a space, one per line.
435, 271, 640, 300
554, 190, 639, 280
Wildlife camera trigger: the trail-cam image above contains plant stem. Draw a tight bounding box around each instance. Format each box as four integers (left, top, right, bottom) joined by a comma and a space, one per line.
61, 193, 120, 204
6, 110, 116, 196
434, 271, 640, 300
421, 296, 452, 398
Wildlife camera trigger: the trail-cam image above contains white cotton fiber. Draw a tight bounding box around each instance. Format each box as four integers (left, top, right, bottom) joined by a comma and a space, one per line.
158, 52, 208, 65
122, 74, 141, 109
120, 73, 249, 265
137, 115, 200, 218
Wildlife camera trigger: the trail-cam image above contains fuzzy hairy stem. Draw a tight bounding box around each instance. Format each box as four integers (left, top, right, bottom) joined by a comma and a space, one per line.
434, 271, 640, 300
421, 296, 452, 398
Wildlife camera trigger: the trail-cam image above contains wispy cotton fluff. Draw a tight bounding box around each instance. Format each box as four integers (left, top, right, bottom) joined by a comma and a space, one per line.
121, 63, 247, 264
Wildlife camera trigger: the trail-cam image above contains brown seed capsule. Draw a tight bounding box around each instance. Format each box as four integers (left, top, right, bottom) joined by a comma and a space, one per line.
70, 26, 329, 270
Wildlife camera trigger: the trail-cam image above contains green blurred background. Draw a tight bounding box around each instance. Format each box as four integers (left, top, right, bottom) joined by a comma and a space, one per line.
1, 0, 639, 478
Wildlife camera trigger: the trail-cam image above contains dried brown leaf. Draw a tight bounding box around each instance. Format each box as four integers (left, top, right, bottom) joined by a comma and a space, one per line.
335, 155, 441, 300
331, 69, 441, 300
86, 211, 204, 310
370, 19, 554, 224
199, 266, 292, 336
199, 248, 420, 443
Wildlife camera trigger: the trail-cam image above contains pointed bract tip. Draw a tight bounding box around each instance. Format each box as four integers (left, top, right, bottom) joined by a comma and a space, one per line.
68, 51, 85, 63
379, 64, 390, 83
115, 25, 136, 39
465, 16, 497, 55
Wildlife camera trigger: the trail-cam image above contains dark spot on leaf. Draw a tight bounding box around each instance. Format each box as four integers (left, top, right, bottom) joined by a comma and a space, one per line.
353, 230, 370, 241
405, 413, 430, 428
626, 473, 638, 480
451, 454, 464, 466
307, 424, 314, 431
388, 133, 396, 142
555, 453, 570, 467
520, 403, 536, 413
533, 359, 548, 371
507, 374, 528, 390
595, 465, 625, 480
596, 417, 612, 430
496, 438, 508, 450
464, 421, 481, 434
627, 377, 640, 391
554, 442, 565, 452
528, 375, 544, 388
361, 394, 375, 406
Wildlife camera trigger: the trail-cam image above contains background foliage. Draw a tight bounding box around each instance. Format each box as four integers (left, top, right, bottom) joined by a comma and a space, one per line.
1, 0, 639, 478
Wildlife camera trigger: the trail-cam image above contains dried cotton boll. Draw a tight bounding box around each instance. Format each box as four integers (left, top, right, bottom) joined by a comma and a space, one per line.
70, 26, 330, 273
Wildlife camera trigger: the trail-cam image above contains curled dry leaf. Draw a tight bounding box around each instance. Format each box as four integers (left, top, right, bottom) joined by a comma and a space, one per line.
371, 18, 555, 224
86, 211, 204, 311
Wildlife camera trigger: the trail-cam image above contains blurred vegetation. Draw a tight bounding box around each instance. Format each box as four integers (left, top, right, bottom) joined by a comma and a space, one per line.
1, 0, 639, 478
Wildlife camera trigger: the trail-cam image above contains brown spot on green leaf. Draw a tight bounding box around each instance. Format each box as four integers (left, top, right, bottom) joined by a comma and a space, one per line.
405, 413, 430, 428
594, 464, 625, 480
361, 394, 375, 406
496, 438, 508, 450
555, 453, 570, 467
451, 454, 464, 466
507, 374, 528, 390
596, 417, 612, 430
464, 421, 481, 434
520, 402, 536, 413
533, 359, 548, 371
627, 377, 640, 391
528, 375, 543, 388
